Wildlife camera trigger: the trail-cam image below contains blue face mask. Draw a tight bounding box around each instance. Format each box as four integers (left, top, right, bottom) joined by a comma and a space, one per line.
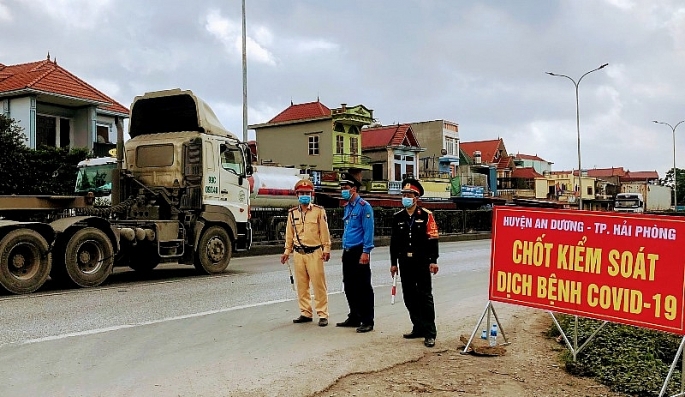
402, 197, 414, 208
298, 195, 311, 205
341, 189, 351, 200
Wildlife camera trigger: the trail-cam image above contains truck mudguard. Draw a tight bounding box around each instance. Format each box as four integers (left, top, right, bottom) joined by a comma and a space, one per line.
0, 220, 55, 244
49, 216, 119, 253
196, 205, 238, 247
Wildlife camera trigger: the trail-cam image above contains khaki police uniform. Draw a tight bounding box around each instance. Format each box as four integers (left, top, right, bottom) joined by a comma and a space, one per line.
284, 203, 332, 319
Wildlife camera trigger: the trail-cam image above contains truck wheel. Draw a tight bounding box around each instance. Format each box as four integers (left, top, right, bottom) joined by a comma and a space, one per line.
275, 221, 286, 240
129, 243, 160, 272
0, 229, 51, 294
59, 227, 114, 288
194, 226, 232, 274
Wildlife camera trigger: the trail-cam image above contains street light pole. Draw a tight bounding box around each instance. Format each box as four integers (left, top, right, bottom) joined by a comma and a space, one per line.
653, 120, 685, 211
547, 63, 608, 210
241, 0, 248, 143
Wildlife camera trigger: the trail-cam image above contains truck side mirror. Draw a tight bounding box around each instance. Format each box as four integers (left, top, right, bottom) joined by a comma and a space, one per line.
244, 147, 254, 176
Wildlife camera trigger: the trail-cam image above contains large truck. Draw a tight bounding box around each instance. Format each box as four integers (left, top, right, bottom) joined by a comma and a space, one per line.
614, 183, 672, 213
0, 89, 253, 294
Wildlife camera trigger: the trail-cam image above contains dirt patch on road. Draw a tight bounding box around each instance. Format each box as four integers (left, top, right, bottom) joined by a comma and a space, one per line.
312, 310, 625, 397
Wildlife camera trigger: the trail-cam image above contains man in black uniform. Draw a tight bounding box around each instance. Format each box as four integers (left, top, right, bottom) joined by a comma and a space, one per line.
390, 178, 440, 347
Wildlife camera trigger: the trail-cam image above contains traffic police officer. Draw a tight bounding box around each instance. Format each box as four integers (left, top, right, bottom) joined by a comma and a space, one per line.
390, 178, 440, 347
281, 179, 332, 327
335, 172, 375, 333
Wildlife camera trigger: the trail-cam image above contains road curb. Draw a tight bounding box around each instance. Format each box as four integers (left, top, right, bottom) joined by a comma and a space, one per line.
235, 232, 492, 257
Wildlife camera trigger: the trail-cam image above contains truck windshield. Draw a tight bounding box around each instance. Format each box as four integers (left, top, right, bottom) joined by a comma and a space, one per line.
615, 200, 640, 208
75, 164, 116, 195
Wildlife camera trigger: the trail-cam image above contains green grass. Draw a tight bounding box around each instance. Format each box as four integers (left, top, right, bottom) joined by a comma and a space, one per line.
549, 315, 684, 396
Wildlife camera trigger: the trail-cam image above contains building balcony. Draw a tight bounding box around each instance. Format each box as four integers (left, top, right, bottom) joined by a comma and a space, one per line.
332, 153, 372, 170
496, 189, 536, 200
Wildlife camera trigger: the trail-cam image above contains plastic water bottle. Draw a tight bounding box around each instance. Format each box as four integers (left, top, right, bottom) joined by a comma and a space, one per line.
489, 324, 498, 347
481, 330, 487, 340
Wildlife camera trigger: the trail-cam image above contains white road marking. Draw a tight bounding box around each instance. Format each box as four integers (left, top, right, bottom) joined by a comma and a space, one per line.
16, 298, 293, 347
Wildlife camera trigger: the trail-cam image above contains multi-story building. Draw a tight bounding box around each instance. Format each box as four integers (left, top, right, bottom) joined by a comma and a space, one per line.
249, 100, 374, 189
409, 120, 460, 177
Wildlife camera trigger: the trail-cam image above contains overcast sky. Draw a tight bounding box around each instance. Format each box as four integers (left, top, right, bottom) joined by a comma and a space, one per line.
1, 0, 684, 176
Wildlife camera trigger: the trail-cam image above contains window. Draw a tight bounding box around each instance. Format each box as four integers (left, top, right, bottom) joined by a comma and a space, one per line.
372, 164, 384, 180
60, 118, 70, 147
336, 135, 344, 154
395, 163, 402, 181
136, 144, 174, 167
350, 137, 358, 154
405, 164, 414, 178
36, 115, 56, 147
444, 137, 457, 155
308, 135, 319, 155
97, 124, 110, 143
220, 144, 245, 174
587, 186, 593, 195
36, 115, 72, 148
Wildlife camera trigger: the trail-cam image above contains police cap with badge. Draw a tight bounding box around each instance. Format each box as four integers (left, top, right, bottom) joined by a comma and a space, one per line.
339, 172, 362, 189
293, 178, 315, 192
401, 177, 424, 197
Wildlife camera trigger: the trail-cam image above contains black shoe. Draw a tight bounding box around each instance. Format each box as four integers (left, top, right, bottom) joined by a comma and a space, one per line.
336, 319, 361, 327
403, 331, 424, 339
356, 324, 374, 333
293, 315, 313, 323
424, 337, 436, 347
318, 318, 328, 327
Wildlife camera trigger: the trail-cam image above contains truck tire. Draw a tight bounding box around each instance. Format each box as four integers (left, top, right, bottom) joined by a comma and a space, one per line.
57, 227, 114, 288
194, 226, 232, 274
0, 229, 51, 294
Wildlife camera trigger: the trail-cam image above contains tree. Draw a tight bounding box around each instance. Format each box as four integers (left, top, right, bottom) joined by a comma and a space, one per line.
0, 114, 89, 195
660, 168, 685, 206
0, 115, 30, 194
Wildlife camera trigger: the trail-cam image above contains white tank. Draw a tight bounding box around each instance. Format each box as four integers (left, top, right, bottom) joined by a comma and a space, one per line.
249, 165, 309, 208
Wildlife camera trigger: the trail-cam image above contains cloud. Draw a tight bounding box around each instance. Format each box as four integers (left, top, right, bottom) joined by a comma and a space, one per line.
17, 0, 112, 29
204, 9, 276, 65
0, 1, 11, 22
293, 39, 339, 53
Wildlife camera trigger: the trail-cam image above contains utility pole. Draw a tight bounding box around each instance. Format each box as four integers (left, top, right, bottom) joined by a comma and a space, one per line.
241, 0, 248, 143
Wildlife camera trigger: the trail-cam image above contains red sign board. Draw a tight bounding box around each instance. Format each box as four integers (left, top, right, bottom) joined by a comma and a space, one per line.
489, 207, 685, 335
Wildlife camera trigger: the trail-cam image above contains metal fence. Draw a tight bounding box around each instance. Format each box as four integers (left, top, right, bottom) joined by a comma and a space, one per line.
250, 208, 492, 244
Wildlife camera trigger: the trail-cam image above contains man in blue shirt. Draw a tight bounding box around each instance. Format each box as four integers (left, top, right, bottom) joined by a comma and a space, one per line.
336, 172, 375, 333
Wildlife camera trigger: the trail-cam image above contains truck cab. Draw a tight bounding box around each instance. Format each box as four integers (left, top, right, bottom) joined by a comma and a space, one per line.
123, 89, 253, 261
614, 193, 644, 213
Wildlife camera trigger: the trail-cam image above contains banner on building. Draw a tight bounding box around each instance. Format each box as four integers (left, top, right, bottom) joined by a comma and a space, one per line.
490, 207, 685, 334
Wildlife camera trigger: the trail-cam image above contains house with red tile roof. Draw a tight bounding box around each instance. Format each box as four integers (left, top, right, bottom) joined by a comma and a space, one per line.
248, 100, 374, 189
0, 55, 128, 155
360, 123, 424, 193
458, 138, 512, 194
512, 152, 553, 174
620, 170, 659, 183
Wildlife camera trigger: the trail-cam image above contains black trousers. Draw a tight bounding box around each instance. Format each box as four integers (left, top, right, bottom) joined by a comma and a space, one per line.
399, 259, 436, 338
342, 245, 374, 326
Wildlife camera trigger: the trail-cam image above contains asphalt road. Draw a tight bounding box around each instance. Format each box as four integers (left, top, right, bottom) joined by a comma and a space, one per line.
0, 239, 498, 397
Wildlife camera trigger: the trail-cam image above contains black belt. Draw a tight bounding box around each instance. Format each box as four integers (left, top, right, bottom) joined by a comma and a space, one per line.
294, 245, 322, 254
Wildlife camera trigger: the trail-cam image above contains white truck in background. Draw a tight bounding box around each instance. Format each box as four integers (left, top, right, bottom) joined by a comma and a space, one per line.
614, 183, 672, 213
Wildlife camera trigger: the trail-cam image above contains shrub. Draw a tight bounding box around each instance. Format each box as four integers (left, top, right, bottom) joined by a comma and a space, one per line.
552, 315, 682, 396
